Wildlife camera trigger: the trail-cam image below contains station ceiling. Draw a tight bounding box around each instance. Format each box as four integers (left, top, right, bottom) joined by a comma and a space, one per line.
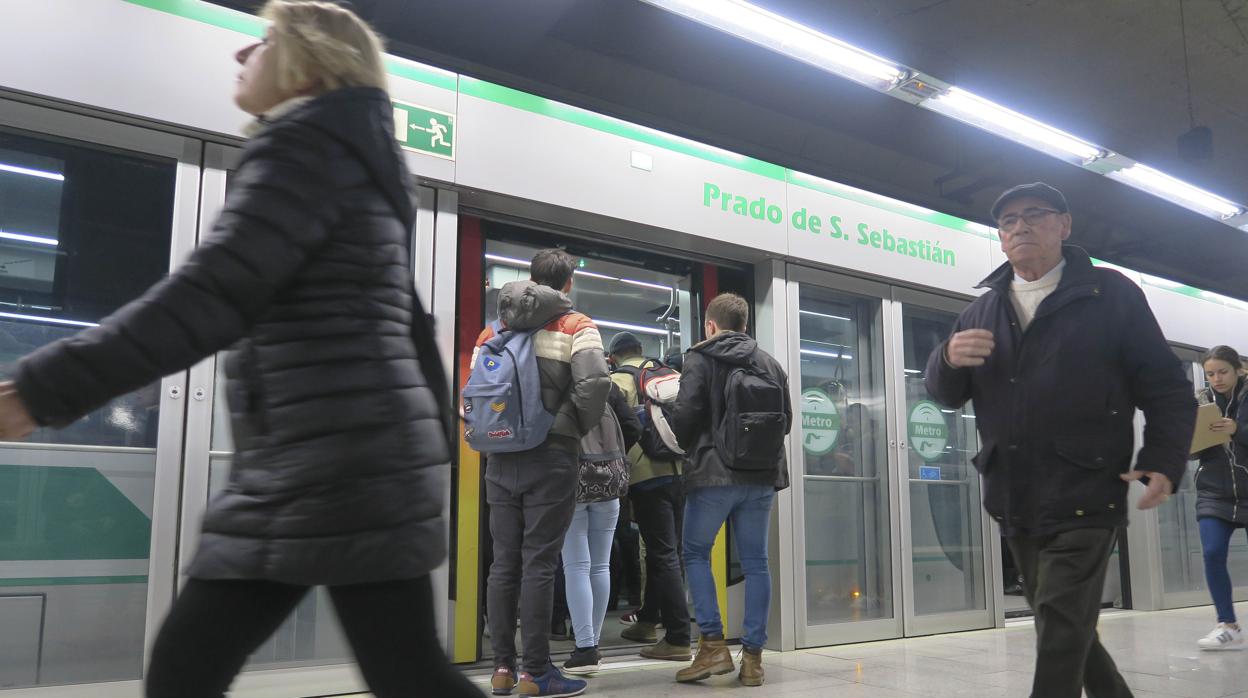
211, 0, 1248, 299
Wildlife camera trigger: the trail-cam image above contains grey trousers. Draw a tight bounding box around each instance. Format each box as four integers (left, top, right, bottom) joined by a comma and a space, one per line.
485, 445, 578, 674
1008, 527, 1133, 698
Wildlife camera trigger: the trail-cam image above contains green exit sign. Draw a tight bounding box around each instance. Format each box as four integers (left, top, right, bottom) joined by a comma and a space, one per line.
392, 100, 455, 160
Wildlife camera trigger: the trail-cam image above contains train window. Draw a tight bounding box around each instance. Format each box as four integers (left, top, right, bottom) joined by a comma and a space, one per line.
0, 129, 174, 448
0, 126, 175, 688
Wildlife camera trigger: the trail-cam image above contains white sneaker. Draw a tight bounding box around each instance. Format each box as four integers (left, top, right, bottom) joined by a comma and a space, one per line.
1197, 623, 1244, 650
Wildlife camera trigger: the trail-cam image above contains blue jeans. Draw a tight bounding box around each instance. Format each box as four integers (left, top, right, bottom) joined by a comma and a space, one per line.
561, 499, 620, 648
683, 485, 775, 651
1199, 516, 1247, 623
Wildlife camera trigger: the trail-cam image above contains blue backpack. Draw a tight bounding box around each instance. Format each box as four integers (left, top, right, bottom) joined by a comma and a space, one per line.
463, 319, 557, 453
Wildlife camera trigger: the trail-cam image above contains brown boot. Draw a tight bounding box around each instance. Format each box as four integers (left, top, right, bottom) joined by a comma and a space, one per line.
739, 647, 764, 687
675, 634, 734, 683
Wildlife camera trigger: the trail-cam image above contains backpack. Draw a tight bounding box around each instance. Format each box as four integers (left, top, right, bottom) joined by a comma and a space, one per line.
616, 359, 685, 461
463, 319, 556, 453
715, 358, 788, 471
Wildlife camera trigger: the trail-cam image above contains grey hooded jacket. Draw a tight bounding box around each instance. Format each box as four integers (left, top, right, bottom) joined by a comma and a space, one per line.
473, 280, 611, 449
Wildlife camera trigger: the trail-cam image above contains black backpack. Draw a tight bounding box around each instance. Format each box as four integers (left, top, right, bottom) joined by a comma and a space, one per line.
715, 359, 788, 471
615, 359, 685, 461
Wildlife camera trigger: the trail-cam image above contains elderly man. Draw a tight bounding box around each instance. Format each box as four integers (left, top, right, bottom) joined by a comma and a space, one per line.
926, 183, 1195, 698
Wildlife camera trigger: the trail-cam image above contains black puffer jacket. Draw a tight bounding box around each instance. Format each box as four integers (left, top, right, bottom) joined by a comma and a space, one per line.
668, 332, 791, 491
926, 247, 1194, 536
1195, 379, 1248, 524
13, 88, 452, 585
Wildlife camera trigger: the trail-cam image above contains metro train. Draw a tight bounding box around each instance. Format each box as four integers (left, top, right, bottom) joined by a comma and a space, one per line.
1, 2, 1245, 695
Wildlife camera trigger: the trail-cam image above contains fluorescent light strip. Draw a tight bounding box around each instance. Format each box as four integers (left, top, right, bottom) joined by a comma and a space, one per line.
0, 230, 58, 246
0, 311, 96, 327
0, 163, 64, 181
800, 309, 851, 321
484, 253, 529, 266
1107, 164, 1242, 219
593, 319, 670, 336
800, 348, 854, 359
647, 1, 1248, 229
574, 270, 617, 281
620, 278, 674, 292
641, 0, 902, 88
924, 88, 1102, 163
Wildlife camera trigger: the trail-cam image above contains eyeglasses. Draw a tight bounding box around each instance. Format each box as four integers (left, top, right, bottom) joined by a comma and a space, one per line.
997, 208, 1061, 233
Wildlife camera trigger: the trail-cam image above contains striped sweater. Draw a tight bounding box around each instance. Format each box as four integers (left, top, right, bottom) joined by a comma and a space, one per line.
472, 280, 610, 448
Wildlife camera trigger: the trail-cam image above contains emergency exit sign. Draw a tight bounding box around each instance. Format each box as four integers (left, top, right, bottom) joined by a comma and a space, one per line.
392, 100, 455, 160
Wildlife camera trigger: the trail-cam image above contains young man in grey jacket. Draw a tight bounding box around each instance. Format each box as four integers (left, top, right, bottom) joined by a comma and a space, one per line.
473, 248, 610, 697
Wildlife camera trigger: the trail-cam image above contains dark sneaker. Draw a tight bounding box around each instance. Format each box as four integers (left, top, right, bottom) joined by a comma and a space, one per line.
517, 665, 587, 697
492, 665, 517, 696
620, 621, 658, 643
562, 645, 601, 675
640, 639, 692, 661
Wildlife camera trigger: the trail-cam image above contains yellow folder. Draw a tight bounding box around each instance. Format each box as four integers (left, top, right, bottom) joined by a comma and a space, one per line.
1190, 402, 1232, 455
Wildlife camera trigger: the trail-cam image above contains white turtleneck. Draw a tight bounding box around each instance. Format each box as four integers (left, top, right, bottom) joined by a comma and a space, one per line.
1009, 258, 1066, 332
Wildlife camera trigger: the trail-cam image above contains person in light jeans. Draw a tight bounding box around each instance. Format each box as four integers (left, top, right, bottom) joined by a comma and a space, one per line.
561, 380, 639, 675
560, 499, 621, 672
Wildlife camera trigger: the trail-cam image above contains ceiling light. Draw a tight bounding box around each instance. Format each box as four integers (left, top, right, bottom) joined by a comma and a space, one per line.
484, 253, 529, 266
620, 278, 674, 292
0, 163, 64, 181
1106, 164, 1242, 219
573, 270, 617, 281
641, 0, 904, 89
0, 230, 58, 246
924, 88, 1103, 163
594, 319, 669, 336
800, 309, 851, 321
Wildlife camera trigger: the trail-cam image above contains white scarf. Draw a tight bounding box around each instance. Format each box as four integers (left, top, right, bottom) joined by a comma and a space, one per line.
241, 95, 314, 138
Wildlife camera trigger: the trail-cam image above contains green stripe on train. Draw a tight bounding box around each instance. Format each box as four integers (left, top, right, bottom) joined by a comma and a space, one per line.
0, 465, 151, 561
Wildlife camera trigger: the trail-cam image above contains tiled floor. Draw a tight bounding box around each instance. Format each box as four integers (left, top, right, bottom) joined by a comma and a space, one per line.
340, 602, 1248, 697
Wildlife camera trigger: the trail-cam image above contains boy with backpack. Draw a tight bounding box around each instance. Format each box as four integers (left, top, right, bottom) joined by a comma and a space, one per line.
667, 292, 791, 688
467, 248, 610, 698
608, 332, 692, 661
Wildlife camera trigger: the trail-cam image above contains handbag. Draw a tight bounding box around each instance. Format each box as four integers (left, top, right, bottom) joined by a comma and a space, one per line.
577, 456, 630, 503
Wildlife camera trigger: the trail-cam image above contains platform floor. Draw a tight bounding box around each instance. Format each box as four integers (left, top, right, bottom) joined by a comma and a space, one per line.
335, 602, 1248, 697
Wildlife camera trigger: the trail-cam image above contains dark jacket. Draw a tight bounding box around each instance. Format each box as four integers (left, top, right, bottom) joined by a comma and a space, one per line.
13, 88, 452, 585
472, 281, 611, 450
579, 382, 640, 463
609, 382, 643, 453
668, 332, 791, 491
925, 247, 1194, 536
1195, 378, 1248, 524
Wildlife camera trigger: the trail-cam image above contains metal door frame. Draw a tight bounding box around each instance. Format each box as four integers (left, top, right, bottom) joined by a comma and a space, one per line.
888, 286, 996, 636
787, 263, 904, 647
